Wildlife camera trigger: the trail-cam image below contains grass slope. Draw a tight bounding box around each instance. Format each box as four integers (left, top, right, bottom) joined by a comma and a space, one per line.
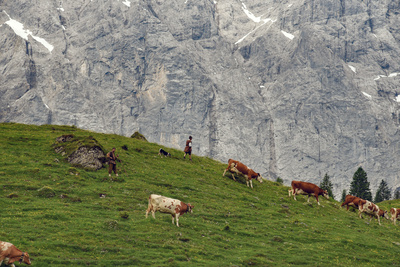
1, 123, 400, 266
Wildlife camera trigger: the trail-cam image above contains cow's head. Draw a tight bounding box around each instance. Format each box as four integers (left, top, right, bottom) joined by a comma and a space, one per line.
10, 252, 31, 265
186, 203, 194, 213
23, 252, 31, 265
380, 210, 390, 220
256, 173, 263, 183
323, 190, 329, 199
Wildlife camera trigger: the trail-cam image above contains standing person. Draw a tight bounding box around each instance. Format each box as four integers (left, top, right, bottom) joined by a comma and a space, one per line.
106, 147, 119, 177
183, 136, 193, 161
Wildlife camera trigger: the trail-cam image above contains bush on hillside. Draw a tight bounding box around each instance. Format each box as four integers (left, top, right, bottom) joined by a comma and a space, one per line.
37, 186, 56, 198
120, 211, 129, 219
68, 167, 80, 176
130, 131, 147, 141
7, 193, 18, 198
104, 220, 119, 230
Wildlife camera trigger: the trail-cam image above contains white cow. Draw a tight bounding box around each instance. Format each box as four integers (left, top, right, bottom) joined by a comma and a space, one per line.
145, 194, 193, 227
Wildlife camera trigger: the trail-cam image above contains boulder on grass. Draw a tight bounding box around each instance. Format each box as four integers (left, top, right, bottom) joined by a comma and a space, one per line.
54, 135, 106, 170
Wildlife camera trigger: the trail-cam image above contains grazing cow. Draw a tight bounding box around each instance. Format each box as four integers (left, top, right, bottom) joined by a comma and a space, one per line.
341, 195, 363, 210
145, 194, 193, 227
222, 159, 263, 188
0, 241, 31, 267
290, 181, 329, 205
358, 200, 383, 225
390, 208, 400, 225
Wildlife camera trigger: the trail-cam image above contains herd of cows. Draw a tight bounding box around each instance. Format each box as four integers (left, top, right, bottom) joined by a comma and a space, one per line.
2, 158, 400, 265
145, 158, 400, 228
290, 180, 400, 226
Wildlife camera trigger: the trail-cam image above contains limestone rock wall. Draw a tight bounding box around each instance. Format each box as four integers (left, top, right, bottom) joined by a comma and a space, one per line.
1, 0, 400, 198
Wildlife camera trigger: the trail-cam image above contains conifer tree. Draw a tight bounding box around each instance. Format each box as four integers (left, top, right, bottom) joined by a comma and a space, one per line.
374, 179, 391, 203
349, 167, 372, 201
320, 173, 334, 200
341, 189, 347, 202
395, 190, 400, 200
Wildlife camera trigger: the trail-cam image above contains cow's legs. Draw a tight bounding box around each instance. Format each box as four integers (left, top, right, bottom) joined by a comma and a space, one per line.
223, 167, 237, 181
249, 179, 253, 189
230, 166, 238, 181
146, 203, 155, 218
293, 190, 297, 201
377, 215, 381, 225
315, 196, 320, 205
307, 195, 310, 203
173, 214, 180, 227
288, 189, 293, 197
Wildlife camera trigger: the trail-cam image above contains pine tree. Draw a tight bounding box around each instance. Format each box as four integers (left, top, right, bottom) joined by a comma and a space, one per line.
341, 189, 347, 202
395, 190, 400, 199
320, 173, 334, 200
349, 167, 372, 201
374, 179, 391, 203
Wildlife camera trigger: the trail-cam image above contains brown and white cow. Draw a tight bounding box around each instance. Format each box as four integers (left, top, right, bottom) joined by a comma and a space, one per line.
390, 208, 400, 225
358, 199, 385, 225
289, 181, 329, 205
341, 195, 363, 210
0, 241, 31, 267
222, 159, 263, 188
145, 194, 193, 227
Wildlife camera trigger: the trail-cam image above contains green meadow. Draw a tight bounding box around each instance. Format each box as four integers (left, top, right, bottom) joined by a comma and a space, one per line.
1, 123, 400, 266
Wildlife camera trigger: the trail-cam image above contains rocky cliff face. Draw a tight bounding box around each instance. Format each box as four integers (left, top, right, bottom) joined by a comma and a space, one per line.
1, 0, 400, 198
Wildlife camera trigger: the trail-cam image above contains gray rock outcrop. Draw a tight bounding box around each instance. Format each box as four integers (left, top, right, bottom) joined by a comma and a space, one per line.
1, 0, 400, 198
54, 135, 105, 170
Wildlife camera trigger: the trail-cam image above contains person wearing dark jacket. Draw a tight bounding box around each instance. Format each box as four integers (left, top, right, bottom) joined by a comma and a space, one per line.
106, 147, 119, 177
183, 136, 192, 161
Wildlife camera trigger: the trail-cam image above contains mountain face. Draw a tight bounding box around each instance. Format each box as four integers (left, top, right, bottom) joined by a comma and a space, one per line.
1, 0, 400, 198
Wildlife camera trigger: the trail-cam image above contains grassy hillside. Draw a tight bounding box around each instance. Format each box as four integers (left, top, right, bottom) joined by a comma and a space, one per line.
1, 123, 400, 266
